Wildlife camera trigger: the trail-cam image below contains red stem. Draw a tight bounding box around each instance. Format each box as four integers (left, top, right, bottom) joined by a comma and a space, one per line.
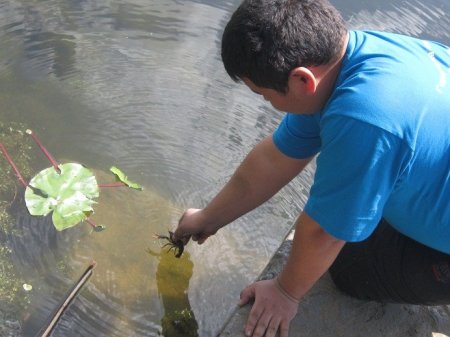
85, 218, 96, 228
27, 130, 61, 174
0, 143, 28, 187
98, 182, 127, 188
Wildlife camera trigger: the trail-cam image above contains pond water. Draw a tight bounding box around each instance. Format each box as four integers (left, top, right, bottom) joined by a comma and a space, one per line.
0, 0, 448, 336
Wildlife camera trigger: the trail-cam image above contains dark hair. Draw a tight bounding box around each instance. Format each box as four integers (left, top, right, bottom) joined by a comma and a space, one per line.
221, 0, 347, 93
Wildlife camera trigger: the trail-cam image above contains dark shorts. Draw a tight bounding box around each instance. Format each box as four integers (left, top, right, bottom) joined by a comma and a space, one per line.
329, 219, 450, 305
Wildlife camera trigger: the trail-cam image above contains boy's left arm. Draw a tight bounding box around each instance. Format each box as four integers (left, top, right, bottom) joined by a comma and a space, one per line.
240, 211, 345, 337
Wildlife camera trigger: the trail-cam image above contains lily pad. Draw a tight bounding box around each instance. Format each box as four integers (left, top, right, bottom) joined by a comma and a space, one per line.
110, 166, 143, 190
25, 163, 99, 231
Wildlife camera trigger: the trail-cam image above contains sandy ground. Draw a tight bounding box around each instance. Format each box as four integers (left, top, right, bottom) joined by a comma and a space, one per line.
219, 233, 450, 337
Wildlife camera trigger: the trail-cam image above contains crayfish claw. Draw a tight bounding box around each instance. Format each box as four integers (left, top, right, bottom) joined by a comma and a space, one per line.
154, 230, 185, 258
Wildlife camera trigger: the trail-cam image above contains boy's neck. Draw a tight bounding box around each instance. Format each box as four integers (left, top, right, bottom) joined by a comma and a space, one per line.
309, 32, 349, 110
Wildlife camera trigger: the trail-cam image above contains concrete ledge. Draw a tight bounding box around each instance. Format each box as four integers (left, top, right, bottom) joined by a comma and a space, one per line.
219, 233, 450, 337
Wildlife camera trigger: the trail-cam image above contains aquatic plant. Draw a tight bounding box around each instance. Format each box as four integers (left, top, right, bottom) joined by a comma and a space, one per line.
0, 129, 143, 231
0, 123, 33, 332
161, 307, 198, 337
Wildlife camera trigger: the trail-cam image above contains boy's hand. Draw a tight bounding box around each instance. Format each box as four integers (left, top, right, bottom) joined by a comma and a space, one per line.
173, 208, 217, 245
239, 279, 299, 337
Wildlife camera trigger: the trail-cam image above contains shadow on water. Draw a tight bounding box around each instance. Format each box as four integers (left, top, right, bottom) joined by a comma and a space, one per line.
148, 248, 199, 337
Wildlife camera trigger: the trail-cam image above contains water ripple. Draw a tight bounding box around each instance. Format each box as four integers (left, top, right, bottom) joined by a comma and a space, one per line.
345, 0, 450, 44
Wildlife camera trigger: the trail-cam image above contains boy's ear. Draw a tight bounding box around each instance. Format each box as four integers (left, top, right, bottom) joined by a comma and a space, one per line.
288, 67, 317, 94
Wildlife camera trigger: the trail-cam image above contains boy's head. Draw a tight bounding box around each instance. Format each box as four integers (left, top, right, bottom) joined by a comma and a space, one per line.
221, 0, 347, 93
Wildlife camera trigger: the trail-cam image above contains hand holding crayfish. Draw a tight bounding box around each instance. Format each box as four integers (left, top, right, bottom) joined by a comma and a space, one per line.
154, 209, 221, 258
173, 208, 220, 245
154, 231, 185, 258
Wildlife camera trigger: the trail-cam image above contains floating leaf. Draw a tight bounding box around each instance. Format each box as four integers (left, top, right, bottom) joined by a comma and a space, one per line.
110, 166, 143, 190
25, 163, 99, 231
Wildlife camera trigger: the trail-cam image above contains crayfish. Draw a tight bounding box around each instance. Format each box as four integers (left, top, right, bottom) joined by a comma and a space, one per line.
154, 231, 184, 258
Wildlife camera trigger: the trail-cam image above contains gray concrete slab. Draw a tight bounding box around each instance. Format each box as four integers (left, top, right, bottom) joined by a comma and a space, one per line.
219, 233, 450, 337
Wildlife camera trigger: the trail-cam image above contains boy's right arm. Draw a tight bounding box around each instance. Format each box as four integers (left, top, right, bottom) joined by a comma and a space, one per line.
174, 135, 313, 244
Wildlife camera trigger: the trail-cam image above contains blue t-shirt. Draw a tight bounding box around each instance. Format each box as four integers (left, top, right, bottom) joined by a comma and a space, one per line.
273, 30, 450, 253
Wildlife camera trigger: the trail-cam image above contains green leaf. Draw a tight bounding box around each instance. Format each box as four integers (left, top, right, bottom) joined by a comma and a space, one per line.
110, 166, 143, 190
25, 163, 99, 231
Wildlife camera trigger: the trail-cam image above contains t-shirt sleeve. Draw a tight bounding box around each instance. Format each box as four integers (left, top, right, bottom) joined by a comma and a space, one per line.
272, 113, 321, 159
304, 116, 411, 242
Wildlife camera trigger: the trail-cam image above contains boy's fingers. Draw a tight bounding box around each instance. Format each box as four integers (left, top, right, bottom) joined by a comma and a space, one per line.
179, 234, 191, 245
279, 320, 290, 337
239, 283, 256, 306
265, 317, 281, 337
172, 229, 188, 243
193, 233, 211, 244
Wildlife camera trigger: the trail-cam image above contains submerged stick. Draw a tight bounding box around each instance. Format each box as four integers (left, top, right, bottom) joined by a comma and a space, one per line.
26, 129, 61, 174
36, 261, 97, 337
0, 143, 28, 187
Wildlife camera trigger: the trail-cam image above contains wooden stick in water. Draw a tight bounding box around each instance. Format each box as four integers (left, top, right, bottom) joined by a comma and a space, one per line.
36, 261, 97, 337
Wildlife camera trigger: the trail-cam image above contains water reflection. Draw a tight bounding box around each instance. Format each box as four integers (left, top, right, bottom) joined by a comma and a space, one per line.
24, 32, 77, 80
147, 248, 198, 336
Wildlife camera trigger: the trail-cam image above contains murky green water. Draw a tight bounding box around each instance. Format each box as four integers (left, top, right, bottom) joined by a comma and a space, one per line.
0, 0, 448, 336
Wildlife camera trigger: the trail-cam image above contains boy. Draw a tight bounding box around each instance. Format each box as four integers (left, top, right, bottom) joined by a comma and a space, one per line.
174, 0, 450, 336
